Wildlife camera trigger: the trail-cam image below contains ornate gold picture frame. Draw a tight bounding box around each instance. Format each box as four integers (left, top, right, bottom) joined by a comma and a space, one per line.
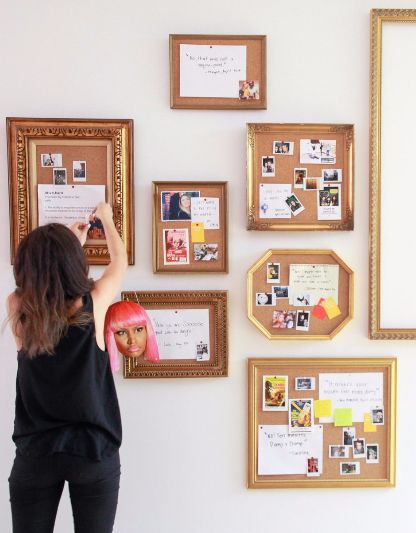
7, 117, 134, 264
122, 290, 228, 379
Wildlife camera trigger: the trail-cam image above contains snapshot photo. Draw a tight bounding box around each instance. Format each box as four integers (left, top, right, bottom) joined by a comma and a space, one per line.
366, 444, 379, 464
371, 407, 384, 425
41, 153, 63, 167
262, 156, 275, 177
340, 462, 360, 475
318, 186, 340, 207
53, 168, 67, 185
196, 341, 209, 361
306, 457, 320, 477
239, 80, 260, 100
273, 140, 294, 155
352, 438, 366, 458
272, 310, 296, 329
289, 398, 313, 433
294, 168, 307, 189
73, 160, 87, 181
256, 292, 273, 306
295, 377, 315, 391
161, 191, 200, 221
343, 427, 356, 446
266, 262, 280, 283
329, 445, 349, 459
87, 213, 105, 240
322, 168, 342, 182
293, 293, 311, 306
263, 375, 288, 411
194, 244, 218, 261
304, 177, 320, 191
271, 285, 289, 300
300, 139, 336, 164
163, 228, 190, 265
296, 310, 310, 331
285, 194, 305, 216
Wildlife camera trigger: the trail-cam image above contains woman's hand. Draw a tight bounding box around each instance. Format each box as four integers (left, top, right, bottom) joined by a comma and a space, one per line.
93, 202, 113, 223
70, 221, 90, 246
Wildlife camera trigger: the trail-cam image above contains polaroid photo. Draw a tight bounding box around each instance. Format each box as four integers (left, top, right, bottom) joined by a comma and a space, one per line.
266, 262, 280, 283
317, 186, 341, 221
238, 80, 260, 100
296, 310, 310, 331
163, 228, 190, 265
329, 445, 349, 459
273, 140, 294, 155
294, 168, 307, 189
322, 168, 342, 182
160, 191, 200, 221
87, 217, 105, 240
303, 177, 321, 191
196, 341, 209, 361
41, 153, 63, 167
262, 156, 275, 177
340, 462, 360, 475
194, 244, 218, 262
289, 398, 314, 433
292, 293, 311, 307
295, 377, 315, 391
272, 310, 296, 329
306, 457, 320, 477
352, 438, 366, 458
342, 427, 356, 446
300, 139, 336, 164
371, 407, 384, 426
366, 444, 379, 464
53, 168, 67, 185
285, 194, 305, 216
256, 292, 273, 306
73, 160, 86, 182
263, 375, 288, 411
271, 285, 289, 300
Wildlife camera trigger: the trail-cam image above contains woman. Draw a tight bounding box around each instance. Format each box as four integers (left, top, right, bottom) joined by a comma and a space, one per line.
169, 192, 192, 220
6, 202, 127, 533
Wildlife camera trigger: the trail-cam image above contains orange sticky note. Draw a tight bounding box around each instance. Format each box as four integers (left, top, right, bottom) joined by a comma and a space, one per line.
191, 222, 205, 242
364, 412, 377, 433
314, 399, 332, 418
321, 297, 341, 319
312, 298, 327, 320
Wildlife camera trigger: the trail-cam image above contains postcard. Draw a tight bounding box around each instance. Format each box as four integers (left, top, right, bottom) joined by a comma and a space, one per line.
163, 228, 190, 265
371, 407, 384, 425
352, 438, 366, 458
271, 285, 289, 300
294, 168, 307, 189
263, 375, 288, 411
295, 311, 310, 331
289, 263, 339, 306
317, 186, 341, 220
340, 462, 360, 475
191, 197, 219, 229
295, 377, 315, 391
285, 193, 305, 216
261, 156, 276, 178
300, 139, 336, 164
193, 244, 218, 261
289, 398, 314, 433
329, 445, 349, 459
366, 444, 379, 464
266, 262, 280, 283
273, 140, 294, 155
41, 153, 63, 167
256, 292, 273, 306
73, 160, 86, 182
179, 44, 246, 98
322, 168, 342, 182
342, 427, 356, 446
272, 310, 296, 329
259, 184, 291, 218
161, 191, 200, 221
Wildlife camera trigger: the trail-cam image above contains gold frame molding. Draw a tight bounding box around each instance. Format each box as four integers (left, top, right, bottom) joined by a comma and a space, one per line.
122, 290, 228, 379
247, 123, 354, 231
247, 249, 354, 340
7, 117, 134, 265
248, 357, 397, 489
369, 10, 416, 338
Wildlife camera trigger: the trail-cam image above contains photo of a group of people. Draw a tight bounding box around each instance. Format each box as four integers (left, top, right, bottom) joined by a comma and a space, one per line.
41, 153, 87, 185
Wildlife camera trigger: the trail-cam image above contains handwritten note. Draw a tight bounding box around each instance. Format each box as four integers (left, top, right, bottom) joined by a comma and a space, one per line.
180, 44, 246, 98
147, 309, 210, 360
289, 264, 339, 306
191, 197, 220, 229
258, 425, 323, 475
319, 373, 384, 423
259, 184, 292, 219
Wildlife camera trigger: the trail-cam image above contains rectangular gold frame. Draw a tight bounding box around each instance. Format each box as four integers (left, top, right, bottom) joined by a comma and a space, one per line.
248, 357, 396, 489
170, 34, 267, 110
122, 290, 228, 378
247, 123, 354, 231
7, 117, 134, 265
369, 10, 416, 338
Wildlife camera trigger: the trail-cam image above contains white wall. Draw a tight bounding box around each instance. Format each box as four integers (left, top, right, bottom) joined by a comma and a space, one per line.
0, 1, 414, 531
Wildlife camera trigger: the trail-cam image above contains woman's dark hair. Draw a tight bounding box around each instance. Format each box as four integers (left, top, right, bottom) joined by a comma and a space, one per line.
12, 223, 94, 357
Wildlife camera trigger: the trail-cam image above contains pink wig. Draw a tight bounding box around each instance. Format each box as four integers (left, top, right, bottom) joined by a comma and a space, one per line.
104, 301, 159, 372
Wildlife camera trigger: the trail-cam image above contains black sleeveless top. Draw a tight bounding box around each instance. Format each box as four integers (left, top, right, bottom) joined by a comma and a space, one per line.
13, 293, 122, 460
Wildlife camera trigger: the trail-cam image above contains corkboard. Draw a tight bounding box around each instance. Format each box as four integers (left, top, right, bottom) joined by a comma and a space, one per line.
248, 358, 396, 488
170, 34, 266, 110
247, 123, 354, 230
153, 181, 228, 273
247, 250, 353, 340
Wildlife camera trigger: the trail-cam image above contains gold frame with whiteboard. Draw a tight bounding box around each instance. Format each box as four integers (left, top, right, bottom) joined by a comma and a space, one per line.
248, 357, 396, 488
7, 117, 134, 265
247, 249, 354, 340
121, 291, 228, 379
247, 123, 354, 230
369, 9, 416, 339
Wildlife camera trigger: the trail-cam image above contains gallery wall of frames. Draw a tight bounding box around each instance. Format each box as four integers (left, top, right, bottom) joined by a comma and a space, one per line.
1, 3, 416, 533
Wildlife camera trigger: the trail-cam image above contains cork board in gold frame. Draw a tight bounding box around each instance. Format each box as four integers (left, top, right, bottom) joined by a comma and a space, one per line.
247, 249, 354, 340
122, 290, 228, 379
248, 357, 397, 489
153, 181, 228, 273
170, 34, 266, 110
247, 123, 354, 230
7, 117, 134, 265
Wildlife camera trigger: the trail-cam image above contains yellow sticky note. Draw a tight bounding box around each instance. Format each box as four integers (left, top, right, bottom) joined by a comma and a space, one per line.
314, 399, 332, 418
321, 297, 341, 319
334, 408, 353, 427
191, 222, 205, 243
364, 412, 377, 432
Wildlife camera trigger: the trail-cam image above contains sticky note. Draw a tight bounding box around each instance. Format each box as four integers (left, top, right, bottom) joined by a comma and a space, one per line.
322, 297, 341, 319
312, 298, 326, 320
191, 222, 205, 242
314, 399, 332, 418
334, 408, 353, 427
364, 412, 377, 433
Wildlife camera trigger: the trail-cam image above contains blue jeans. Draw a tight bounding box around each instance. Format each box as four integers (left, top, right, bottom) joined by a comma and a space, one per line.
9, 451, 120, 533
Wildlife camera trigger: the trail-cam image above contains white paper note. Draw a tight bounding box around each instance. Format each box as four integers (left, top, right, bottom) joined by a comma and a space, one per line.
319, 373, 384, 423
258, 425, 323, 475
180, 44, 246, 98
259, 184, 292, 218
289, 264, 339, 306
191, 197, 220, 229
38, 185, 105, 226
147, 309, 210, 360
